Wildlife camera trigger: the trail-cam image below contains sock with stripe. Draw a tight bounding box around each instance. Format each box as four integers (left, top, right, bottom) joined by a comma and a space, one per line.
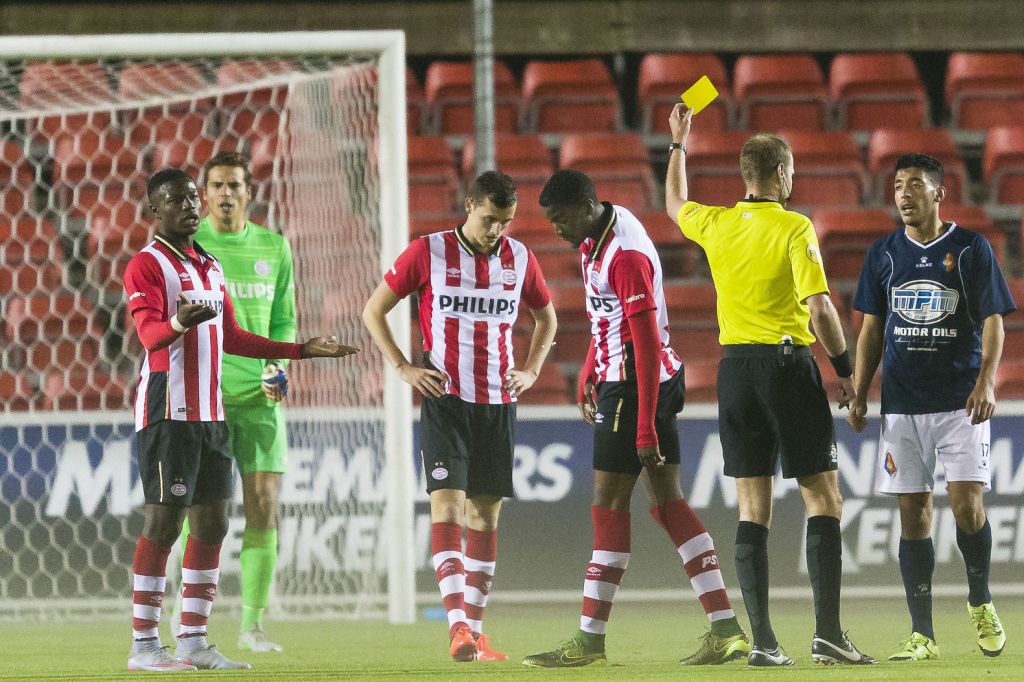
239, 528, 278, 633
464, 528, 497, 635
579, 505, 630, 637
131, 536, 172, 641
899, 536, 935, 640
431, 522, 468, 637
956, 518, 992, 607
735, 521, 777, 650
651, 500, 741, 636
177, 536, 222, 652
806, 515, 843, 643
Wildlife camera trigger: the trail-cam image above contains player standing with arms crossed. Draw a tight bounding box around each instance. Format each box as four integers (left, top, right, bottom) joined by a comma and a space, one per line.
523, 169, 750, 669
666, 103, 876, 666
363, 171, 557, 662
124, 169, 356, 672
848, 153, 1015, 661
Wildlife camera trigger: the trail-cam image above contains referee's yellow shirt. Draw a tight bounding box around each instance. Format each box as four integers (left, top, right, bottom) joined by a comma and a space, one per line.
676, 199, 829, 346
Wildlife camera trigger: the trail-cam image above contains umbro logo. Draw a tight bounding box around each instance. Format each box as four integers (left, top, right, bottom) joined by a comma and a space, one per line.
594, 413, 604, 424
178, 272, 191, 280
446, 267, 461, 276
586, 566, 602, 576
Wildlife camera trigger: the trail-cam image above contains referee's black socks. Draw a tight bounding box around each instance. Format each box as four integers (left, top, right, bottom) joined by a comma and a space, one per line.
806, 515, 843, 643
735, 521, 777, 650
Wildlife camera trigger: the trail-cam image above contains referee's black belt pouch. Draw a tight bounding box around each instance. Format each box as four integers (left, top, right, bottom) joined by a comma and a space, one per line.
723, 344, 812, 359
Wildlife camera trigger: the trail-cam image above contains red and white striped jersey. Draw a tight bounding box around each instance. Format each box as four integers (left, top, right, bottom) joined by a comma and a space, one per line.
124, 236, 227, 430
385, 226, 551, 404
580, 204, 682, 383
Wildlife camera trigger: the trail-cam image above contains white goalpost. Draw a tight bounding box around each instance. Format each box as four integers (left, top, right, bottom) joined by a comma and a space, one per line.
0, 31, 414, 624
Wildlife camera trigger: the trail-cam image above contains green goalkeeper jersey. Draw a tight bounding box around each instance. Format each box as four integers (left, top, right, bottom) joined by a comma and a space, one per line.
195, 217, 297, 406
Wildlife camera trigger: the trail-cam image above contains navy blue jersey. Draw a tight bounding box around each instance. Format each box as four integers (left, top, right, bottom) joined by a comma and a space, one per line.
854, 224, 1016, 415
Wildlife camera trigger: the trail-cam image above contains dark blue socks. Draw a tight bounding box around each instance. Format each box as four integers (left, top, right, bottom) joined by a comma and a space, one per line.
899, 537, 935, 640
956, 519, 992, 608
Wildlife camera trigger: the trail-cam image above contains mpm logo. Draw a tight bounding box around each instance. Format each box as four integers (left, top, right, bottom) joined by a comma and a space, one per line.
891, 280, 958, 324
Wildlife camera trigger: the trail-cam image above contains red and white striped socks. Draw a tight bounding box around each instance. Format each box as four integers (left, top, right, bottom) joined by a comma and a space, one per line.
132, 536, 172, 640
177, 536, 222, 645
464, 528, 497, 635
580, 506, 631, 635
431, 522, 468, 636
652, 499, 735, 622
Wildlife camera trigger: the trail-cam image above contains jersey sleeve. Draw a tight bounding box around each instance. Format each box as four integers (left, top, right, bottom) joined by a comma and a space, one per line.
969, 235, 1017, 319
384, 237, 431, 298
269, 236, 298, 364
521, 249, 552, 309
608, 250, 657, 317
788, 218, 830, 302
853, 242, 886, 315
675, 201, 722, 246
123, 252, 167, 318
221, 288, 304, 360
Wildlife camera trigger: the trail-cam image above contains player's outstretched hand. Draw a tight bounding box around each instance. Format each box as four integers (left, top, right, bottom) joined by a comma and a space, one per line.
836, 376, 855, 410
302, 335, 359, 359
578, 380, 597, 425
846, 396, 868, 433
638, 444, 666, 470
965, 379, 996, 424
503, 369, 537, 398
669, 103, 693, 144
175, 292, 218, 328
397, 362, 447, 398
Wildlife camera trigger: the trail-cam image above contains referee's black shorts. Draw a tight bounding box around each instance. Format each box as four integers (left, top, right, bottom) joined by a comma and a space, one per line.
717, 344, 837, 479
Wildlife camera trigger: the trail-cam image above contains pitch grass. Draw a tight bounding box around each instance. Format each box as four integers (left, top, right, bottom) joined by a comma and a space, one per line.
6, 596, 1022, 680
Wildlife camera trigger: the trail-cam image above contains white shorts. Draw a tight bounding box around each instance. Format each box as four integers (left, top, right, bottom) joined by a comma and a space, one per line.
876, 410, 991, 494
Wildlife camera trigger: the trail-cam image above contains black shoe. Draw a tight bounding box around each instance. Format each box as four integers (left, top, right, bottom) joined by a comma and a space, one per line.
748, 645, 795, 667
811, 632, 878, 665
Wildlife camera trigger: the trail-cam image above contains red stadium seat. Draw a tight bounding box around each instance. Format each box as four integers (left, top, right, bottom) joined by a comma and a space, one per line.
684, 130, 749, 206
26, 337, 100, 373
733, 54, 830, 131
127, 108, 210, 148
996, 360, 1024, 400
982, 127, 1024, 205
0, 139, 33, 186
152, 136, 238, 181
462, 134, 553, 214
522, 59, 620, 133
782, 130, 866, 209
946, 52, 1024, 130
638, 53, 732, 134
406, 68, 427, 135
812, 208, 895, 280
549, 283, 587, 326
682, 359, 718, 403
830, 53, 928, 130
0, 372, 35, 411
425, 60, 519, 135
940, 204, 1005, 263
19, 62, 116, 139
674, 327, 723, 361
118, 62, 208, 103
663, 283, 717, 322
51, 130, 144, 188
504, 214, 563, 249
634, 211, 703, 278
409, 217, 455, 239
517, 364, 569, 405
216, 59, 295, 107
41, 369, 130, 411
867, 129, 967, 203
559, 133, 655, 211
0, 218, 60, 267
407, 136, 460, 217
0, 262, 63, 295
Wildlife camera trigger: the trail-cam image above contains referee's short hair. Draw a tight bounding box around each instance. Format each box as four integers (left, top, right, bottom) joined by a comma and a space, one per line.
147, 168, 194, 202
894, 153, 944, 187
468, 170, 518, 209
740, 134, 793, 186
539, 169, 597, 208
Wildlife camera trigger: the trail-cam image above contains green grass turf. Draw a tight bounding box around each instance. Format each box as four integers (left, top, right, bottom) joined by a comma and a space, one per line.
5, 596, 1021, 680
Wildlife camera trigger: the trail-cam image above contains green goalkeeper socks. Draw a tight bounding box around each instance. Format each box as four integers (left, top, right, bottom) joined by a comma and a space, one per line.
239, 528, 278, 632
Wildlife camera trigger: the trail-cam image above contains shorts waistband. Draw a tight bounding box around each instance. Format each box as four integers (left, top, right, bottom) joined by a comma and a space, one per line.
723, 344, 812, 359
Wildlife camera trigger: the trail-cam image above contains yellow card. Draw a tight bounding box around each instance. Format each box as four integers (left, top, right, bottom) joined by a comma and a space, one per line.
680, 75, 719, 115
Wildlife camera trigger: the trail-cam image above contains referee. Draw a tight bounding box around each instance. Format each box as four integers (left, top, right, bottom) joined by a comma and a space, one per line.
664, 104, 876, 667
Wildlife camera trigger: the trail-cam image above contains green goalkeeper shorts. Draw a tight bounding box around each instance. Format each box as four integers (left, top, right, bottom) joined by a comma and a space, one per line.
224, 403, 288, 475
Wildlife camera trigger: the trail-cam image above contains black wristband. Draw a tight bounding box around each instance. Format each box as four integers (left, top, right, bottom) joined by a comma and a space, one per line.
829, 350, 853, 378
668, 141, 686, 154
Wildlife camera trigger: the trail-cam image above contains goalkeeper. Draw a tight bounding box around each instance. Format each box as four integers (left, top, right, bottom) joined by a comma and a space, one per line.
179, 151, 296, 653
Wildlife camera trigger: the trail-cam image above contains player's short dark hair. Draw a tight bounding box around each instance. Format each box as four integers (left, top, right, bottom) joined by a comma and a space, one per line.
147, 168, 194, 201
740, 133, 792, 186
467, 170, 518, 209
539, 169, 597, 208
201, 150, 253, 188
894, 153, 944, 187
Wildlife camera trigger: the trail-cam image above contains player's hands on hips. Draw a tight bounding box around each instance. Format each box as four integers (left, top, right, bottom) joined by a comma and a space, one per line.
398, 362, 447, 398
836, 376, 855, 410
261, 362, 287, 403
504, 368, 537, 397
669, 103, 693, 144
846, 395, 868, 433
578, 380, 597, 425
966, 378, 996, 424
175, 292, 218, 328
638, 444, 666, 470
302, 335, 359, 358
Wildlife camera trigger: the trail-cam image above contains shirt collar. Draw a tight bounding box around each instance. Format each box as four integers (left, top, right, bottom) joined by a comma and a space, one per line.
153, 233, 215, 265
586, 202, 618, 263
455, 223, 503, 257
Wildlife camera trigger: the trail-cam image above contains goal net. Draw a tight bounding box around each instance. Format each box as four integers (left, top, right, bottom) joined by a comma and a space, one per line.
0, 32, 414, 623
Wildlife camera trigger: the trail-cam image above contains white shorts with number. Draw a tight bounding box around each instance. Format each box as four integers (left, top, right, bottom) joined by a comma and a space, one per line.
876, 410, 991, 494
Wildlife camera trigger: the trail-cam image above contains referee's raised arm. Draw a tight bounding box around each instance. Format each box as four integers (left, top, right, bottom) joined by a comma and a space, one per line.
665, 103, 693, 220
